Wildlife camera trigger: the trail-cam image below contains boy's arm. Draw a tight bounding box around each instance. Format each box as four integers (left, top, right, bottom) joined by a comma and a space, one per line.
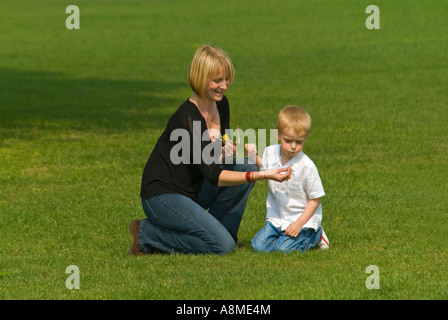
244, 143, 263, 168
285, 198, 321, 238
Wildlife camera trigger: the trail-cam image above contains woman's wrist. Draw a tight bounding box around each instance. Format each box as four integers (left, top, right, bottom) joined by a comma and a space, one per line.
245, 171, 254, 183
246, 171, 266, 182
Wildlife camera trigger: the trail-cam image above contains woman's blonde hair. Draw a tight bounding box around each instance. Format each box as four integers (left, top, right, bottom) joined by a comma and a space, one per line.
277, 105, 312, 136
188, 45, 235, 98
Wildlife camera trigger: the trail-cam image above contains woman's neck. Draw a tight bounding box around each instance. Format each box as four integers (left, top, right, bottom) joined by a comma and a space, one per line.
189, 94, 215, 113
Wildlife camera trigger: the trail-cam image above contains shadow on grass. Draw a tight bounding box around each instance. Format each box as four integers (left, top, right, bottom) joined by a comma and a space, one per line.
0, 68, 186, 136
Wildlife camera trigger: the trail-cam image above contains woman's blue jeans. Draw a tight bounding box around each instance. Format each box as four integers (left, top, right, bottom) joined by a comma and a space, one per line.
139, 159, 258, 254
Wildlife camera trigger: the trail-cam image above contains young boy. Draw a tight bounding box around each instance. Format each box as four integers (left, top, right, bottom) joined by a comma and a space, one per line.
250, 105, 330, 253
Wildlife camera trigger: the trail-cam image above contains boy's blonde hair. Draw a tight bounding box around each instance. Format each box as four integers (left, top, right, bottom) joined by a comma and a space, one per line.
277, 105, 312, 136
188, 45, 235, 98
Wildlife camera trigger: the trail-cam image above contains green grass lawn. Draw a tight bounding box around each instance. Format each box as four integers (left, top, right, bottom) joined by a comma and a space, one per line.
1, 0, 447, 300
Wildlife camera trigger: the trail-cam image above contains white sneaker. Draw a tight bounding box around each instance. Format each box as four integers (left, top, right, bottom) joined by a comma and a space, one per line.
318, 228, 330, 250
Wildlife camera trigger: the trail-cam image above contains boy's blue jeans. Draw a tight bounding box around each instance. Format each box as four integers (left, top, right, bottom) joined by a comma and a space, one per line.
251, 221, 323, 253
139, 159, 258, 254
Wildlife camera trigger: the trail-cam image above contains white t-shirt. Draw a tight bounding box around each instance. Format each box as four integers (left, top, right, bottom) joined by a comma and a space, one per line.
262, 145, 325, 231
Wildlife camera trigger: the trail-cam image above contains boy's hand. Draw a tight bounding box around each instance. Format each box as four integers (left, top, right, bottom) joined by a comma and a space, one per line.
285, 221, 303, 238
285, 198, 321, 238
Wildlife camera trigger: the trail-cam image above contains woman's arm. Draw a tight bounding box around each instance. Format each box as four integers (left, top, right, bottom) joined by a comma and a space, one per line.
217, 167, 292, 187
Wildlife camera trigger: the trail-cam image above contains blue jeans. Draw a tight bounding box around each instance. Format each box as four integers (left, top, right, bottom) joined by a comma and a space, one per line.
139, 159, 258, 254
251, 221, 323, 253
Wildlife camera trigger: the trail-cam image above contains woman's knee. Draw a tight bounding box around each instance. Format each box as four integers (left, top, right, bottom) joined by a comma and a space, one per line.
214, 235, 236, 255
239, 162, 259, 173
225, 158, 259, 173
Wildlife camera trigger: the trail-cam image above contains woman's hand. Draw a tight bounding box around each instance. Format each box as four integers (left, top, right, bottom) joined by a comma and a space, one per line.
262, 166, 292, 182
222, 139, 236, 158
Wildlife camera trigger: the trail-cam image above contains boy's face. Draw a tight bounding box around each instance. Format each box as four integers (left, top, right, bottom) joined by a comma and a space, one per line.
278, 126, 308, 163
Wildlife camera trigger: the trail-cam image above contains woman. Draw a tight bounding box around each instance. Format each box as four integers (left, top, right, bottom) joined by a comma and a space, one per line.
130, 45, 291, 255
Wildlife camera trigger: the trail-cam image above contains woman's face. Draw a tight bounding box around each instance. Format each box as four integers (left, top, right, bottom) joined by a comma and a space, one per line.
206, 67, 229, 102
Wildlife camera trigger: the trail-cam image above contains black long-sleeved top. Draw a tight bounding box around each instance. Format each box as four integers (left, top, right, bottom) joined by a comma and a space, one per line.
140, 96, 230, 202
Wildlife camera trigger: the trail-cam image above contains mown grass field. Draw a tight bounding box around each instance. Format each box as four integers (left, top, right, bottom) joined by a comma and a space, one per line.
0, 0, 447, 300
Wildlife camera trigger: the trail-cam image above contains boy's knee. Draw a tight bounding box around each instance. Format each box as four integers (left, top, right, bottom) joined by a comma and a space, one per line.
251, 237, 262, 252
251, 236, 275, 253
275, 243, 294, 254
274, 236, 297, 253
